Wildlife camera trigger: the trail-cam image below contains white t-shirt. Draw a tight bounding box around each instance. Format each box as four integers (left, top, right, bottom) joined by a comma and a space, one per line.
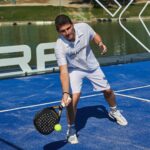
55, 23, 99, 71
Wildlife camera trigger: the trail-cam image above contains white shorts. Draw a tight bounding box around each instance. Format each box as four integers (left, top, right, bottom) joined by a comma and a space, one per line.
69, 68, 111, 94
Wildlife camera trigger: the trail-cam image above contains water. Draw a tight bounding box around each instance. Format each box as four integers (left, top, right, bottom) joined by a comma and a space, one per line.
0, 20, 150, 68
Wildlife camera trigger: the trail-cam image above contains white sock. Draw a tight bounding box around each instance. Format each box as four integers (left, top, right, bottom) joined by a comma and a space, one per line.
68, 124, 75, 128
110, 106, 117, 112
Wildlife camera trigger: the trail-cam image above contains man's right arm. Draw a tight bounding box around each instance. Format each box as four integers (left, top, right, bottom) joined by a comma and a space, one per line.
59, 64, 71, 106
55, 40, 71, 105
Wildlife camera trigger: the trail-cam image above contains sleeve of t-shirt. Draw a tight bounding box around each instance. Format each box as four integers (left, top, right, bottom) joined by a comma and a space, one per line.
54, 39, 67, 66
85, 23, 96, 40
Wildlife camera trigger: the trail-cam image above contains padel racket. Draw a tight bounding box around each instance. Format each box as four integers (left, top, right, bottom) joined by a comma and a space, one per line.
33, 96, 71, 135
33, 104, 64, 135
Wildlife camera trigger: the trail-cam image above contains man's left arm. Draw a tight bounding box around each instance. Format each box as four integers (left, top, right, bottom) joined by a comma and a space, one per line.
92, 33, 107, 55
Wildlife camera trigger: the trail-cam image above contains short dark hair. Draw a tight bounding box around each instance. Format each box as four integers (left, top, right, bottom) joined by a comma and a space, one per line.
55, 14, 73, 31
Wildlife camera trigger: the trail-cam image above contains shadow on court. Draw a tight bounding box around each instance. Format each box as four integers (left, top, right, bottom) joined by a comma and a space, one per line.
0, 137, 23, 150
43, 105, 114, 149
43, 140, 67, 150
76, 105, 113, 132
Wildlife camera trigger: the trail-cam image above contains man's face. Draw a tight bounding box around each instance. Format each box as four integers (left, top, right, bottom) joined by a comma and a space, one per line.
58, 23, 75, 41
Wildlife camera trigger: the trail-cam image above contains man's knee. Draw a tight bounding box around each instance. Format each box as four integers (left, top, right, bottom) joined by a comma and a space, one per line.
103, 89, 114, 98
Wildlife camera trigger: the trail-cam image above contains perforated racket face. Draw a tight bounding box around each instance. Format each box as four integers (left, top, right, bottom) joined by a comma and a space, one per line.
34, 107, 59, 135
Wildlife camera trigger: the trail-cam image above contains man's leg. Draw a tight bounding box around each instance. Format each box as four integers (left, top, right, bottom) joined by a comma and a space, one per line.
66, 93, 80, 125
66, 93, 80, 144
103, 89, 128, 126
103, 89, 116, 107
87, 68, 128, 126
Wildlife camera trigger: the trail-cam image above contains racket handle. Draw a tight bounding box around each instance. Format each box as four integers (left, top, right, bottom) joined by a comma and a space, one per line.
61, 102, 65, 107
61, 95, 72, 107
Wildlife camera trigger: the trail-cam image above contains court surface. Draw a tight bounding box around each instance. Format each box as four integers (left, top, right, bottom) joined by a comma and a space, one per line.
0, 61, 150, 150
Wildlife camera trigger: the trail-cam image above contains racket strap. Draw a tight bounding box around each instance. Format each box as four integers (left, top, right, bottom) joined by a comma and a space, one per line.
63, 92, 71, 96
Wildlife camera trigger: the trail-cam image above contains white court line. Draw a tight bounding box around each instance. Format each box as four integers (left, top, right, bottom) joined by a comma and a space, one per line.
139, 1, 150, 37
80, 93, 103, 99
0, 84, 149, 113
115, 93, 150, 102
0, 100, 61, 113
115, 84, 150, 92
94, 0, 122, 17
0, 94, 103, 113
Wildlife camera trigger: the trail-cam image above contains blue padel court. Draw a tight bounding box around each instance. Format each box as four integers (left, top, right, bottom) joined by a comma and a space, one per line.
0, 61, 150, 150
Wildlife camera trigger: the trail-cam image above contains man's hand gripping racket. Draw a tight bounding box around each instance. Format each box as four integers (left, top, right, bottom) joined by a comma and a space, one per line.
33, 95, 71, 135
